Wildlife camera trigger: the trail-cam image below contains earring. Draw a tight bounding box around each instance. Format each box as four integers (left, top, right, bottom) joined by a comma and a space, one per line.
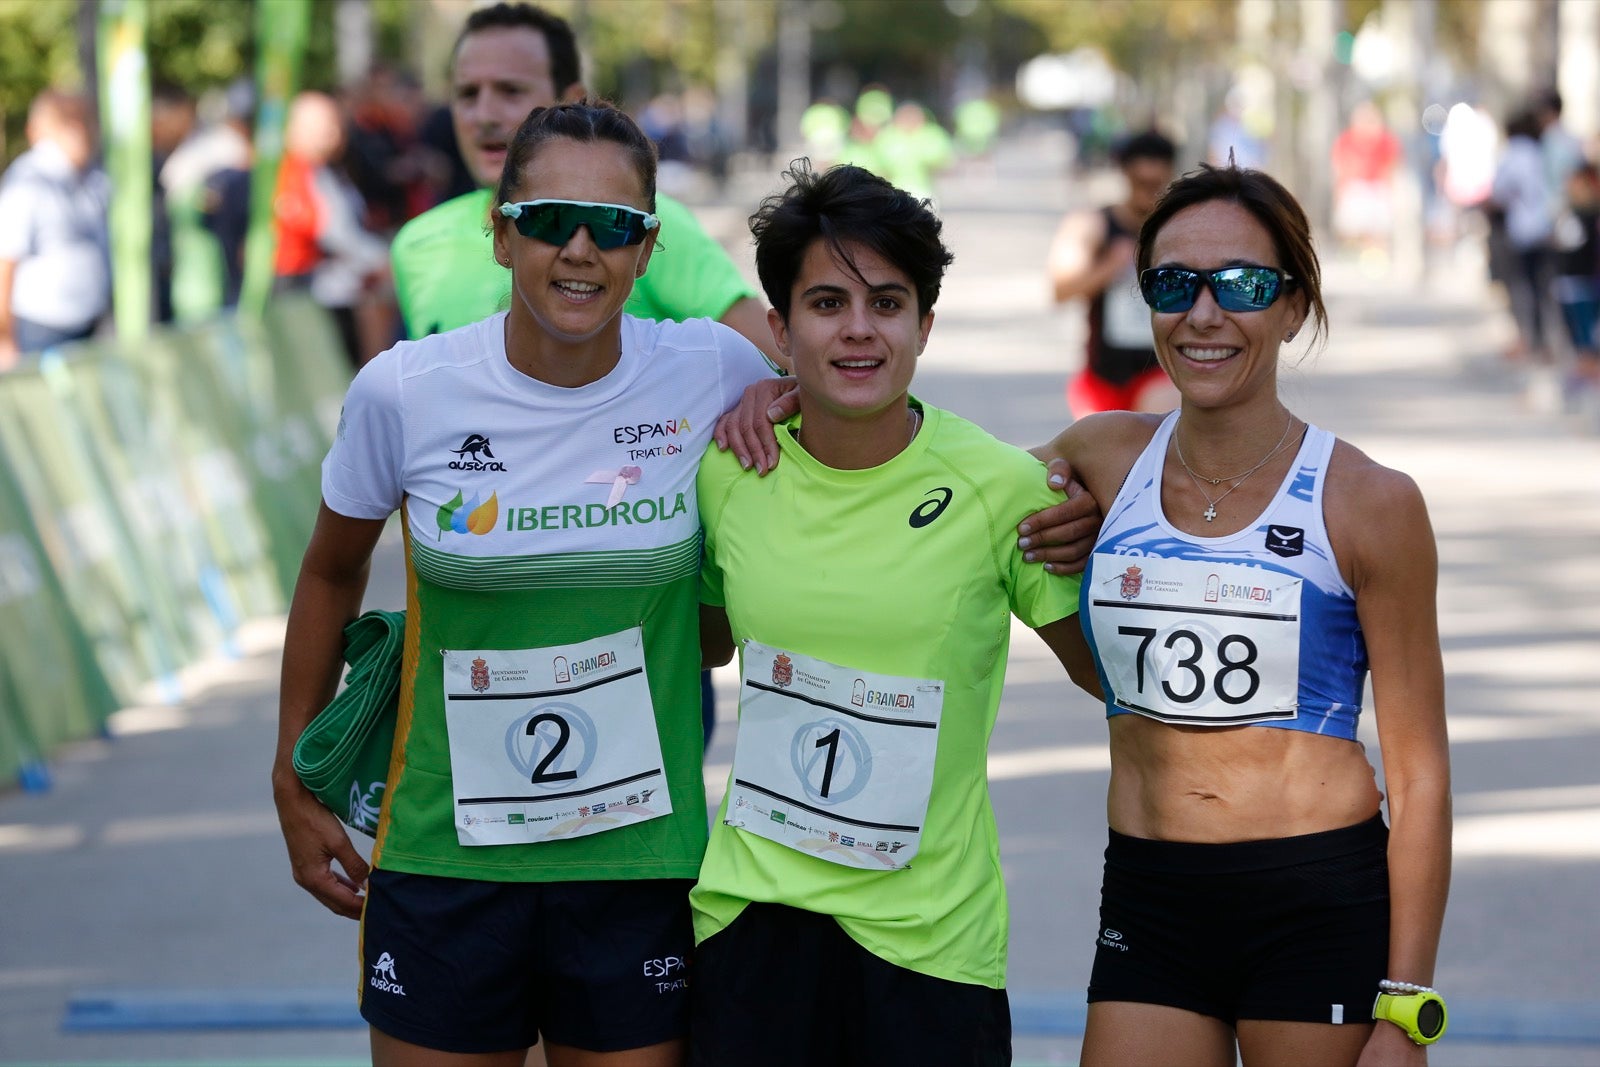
1285, 330, 1296, 342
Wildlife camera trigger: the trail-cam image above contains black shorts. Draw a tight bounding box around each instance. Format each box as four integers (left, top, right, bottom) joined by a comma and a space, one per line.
359, 869, 694, 1053
691, 902, 1011, 1067
1087, 814, 1390, 1026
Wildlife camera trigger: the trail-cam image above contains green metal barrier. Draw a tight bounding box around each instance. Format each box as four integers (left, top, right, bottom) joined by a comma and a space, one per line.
0, 299, 351, 790
0, 452, 119, 786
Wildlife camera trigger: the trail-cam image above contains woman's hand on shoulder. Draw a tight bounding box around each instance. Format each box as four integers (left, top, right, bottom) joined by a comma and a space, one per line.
1019, 412, 1160, 573
713, 376, 798, 475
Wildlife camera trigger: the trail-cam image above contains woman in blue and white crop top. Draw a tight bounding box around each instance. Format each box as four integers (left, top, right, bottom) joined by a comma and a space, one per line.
1025, 164, 1452, 1067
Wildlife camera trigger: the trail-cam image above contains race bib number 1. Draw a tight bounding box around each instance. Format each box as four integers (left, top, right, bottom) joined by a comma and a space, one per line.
724, 641, 943, 871
442, 627, 671, 846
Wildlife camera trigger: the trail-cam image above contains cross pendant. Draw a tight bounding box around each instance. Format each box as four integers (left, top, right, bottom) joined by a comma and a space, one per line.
1203, 504, 1217, 522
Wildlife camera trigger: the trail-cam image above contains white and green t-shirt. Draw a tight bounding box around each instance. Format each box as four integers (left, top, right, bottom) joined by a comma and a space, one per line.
692, 402, 1082, 987
390, 189, 758, 339
322, 312, 774, 881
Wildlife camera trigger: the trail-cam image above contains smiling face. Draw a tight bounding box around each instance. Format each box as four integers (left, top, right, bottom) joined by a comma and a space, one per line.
773, 238, 933, 428
451, 26, 561, 189
492, 137, 656, 352
1146, 199, 1307, 411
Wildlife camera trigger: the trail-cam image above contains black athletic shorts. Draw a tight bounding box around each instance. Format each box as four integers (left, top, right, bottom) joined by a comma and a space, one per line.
359, 869, 694, 1053
691, 902, 1011, 1067
1086, 814, 1390, 1026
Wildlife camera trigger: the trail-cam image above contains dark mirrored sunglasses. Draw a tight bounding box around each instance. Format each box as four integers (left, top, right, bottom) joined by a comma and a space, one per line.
497, 199, 659, 250
1139, 266, 1293, 313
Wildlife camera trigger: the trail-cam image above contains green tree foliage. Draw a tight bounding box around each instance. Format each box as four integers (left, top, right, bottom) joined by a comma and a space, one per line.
0, 1, 81, 161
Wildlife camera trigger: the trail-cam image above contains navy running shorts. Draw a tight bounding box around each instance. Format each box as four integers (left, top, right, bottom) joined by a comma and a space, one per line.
1086, 814, 1390, 1026
691, 901, 1011, 1067
359, 869, 694, 1053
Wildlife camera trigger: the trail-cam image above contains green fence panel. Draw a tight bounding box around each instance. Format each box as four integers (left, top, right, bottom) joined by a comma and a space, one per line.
182, 315, 321, 601
58, 348, 251, 664
0, 367, 180, 704
123, 328, 285, 627
0, 450, 119, 782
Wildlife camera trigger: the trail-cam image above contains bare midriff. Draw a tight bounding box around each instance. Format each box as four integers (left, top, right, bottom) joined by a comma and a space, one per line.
1106, 713, 1382, 843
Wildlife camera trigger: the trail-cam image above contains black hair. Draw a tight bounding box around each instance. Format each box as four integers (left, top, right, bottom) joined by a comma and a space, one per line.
1114, 130, 1177, 167
454, 2, 581, 95
1505, 110, 1541, 141
1534, 87, 1563, 117
1138, 163, 1328, 344
750, 161, 953, 320
493, 99, 657, 213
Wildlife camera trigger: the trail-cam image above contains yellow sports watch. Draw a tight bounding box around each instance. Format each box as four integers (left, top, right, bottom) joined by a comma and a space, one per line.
1372, 981, 1448, 1045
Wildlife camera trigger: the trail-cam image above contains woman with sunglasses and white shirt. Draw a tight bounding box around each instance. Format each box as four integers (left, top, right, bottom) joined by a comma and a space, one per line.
1026, 164, 1452, 1067
271, 101, 775, 1067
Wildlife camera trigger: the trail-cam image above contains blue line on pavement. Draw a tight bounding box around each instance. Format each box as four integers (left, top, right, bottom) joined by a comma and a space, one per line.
61, 987, 1600, 1045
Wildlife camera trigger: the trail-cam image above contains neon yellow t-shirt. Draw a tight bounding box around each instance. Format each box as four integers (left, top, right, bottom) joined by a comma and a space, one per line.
692, 402, 1082, 987
390, 189, 757, 338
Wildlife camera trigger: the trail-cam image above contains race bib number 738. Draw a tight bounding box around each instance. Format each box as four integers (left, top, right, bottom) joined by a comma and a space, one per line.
1087, 555, 1302, 725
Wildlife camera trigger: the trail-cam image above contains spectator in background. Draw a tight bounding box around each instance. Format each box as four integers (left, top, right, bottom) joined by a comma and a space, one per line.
799, 97, 851, 170
1047, 130, 1180, 418
0, 89, 110, 370
167, 78, 255, 313
1330, 100, 1402, 267
872, 101, 953, 203
344, 63, 450, 233
1206, 90, 1267, 171
1533, 88, 1585, 207
273, 91, 392, 369
1491, 110, 1555, 364
151, 82, 197, 324
1552, 162, 1600, 396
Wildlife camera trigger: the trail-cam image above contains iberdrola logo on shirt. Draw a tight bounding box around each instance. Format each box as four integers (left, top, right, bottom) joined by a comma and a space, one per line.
437, 489, 499, 538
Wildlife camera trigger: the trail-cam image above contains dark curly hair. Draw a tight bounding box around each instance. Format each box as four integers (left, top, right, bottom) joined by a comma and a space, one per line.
751, 161, 954, 320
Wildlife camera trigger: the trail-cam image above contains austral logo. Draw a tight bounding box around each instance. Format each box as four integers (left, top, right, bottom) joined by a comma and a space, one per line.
908, 487, 953, 528
369, 952, 406, 995
449, 433, 507, 472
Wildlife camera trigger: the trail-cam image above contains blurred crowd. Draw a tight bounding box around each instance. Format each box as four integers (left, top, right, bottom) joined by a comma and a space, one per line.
0, 69, 1003, 378
5, 64, 1599, 424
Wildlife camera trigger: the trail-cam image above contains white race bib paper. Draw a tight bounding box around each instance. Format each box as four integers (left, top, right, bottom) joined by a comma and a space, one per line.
725, 641, 943, 870
1102, 267, 1156, 350
441, 626, 671, 845
1087, 555, 1302, 725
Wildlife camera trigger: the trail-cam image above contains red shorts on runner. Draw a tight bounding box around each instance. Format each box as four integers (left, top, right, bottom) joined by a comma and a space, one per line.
1068, 366, 1174, 417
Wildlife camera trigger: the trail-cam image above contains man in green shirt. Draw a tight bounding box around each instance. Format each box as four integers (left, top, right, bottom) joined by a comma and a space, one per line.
390, 1, 781, 365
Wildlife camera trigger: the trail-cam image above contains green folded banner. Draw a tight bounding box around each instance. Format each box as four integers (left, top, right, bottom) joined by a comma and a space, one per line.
292, 610, 403, 837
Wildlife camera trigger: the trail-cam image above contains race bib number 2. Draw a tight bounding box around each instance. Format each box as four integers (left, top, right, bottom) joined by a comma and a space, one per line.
1088, 555, 1302, 725
442, 627, 671, 846
724, 641, 943, 870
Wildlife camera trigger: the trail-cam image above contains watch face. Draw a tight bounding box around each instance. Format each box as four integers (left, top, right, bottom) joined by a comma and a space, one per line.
1418, 999, 1446, 1039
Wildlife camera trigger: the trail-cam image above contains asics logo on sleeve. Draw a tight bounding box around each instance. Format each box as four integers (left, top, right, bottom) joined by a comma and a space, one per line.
909, 487, 954, 528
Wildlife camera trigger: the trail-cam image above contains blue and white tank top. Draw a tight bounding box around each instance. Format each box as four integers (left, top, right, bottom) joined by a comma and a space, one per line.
1080, 411, 1367, 739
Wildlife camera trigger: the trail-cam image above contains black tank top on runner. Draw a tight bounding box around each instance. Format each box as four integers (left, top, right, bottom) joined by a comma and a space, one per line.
1086, 206, 1161, 386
